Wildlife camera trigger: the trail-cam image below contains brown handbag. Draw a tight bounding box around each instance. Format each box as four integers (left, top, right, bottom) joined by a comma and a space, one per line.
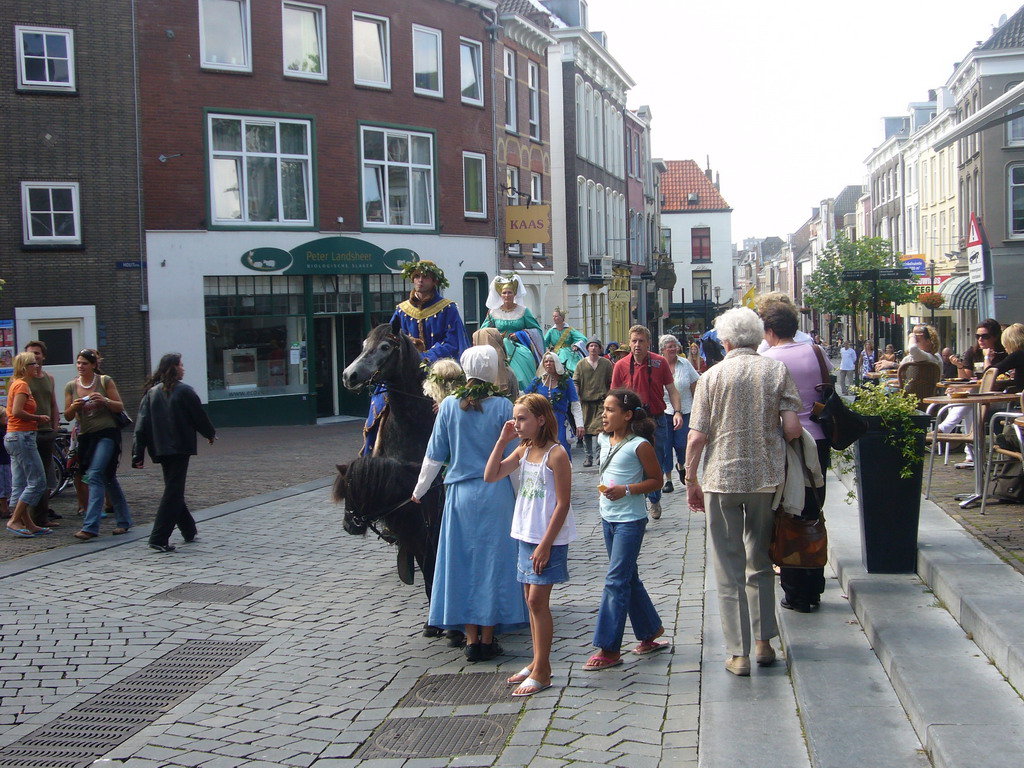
770, 507, 827, 569
769, 454, 828, 569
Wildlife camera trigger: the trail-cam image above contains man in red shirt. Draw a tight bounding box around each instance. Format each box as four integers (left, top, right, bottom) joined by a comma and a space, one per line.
610, 325, 684, 519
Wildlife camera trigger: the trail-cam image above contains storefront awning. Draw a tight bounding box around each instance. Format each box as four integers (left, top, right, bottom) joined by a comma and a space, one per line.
933, 80, 1024, 151
937, 275, 977, 310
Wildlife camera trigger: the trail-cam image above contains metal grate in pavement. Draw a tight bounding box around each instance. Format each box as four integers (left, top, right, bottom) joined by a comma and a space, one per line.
150, 582, 260, 603
398, 671, 511, 707
355, 714, 518, 759
0, 640, 262, 768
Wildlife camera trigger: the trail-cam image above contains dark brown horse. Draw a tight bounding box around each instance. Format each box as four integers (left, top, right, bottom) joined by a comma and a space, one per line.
334, 318, 445, 637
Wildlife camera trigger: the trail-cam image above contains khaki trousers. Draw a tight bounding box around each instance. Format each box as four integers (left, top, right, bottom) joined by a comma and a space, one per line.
706, 491, 778, 657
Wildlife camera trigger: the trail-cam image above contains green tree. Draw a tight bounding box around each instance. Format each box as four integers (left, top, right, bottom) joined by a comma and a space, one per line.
804, 233, 918, 344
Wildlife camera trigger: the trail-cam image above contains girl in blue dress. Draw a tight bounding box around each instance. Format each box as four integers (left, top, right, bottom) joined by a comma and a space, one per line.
524, 353, 583, 460
412, 346, 528, 662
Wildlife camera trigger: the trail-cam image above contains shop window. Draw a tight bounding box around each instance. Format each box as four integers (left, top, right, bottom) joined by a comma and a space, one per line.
412, 25, 442, 97
15, 25, 75, 91
208, 114, 313, 226
361, 125, 435, 228
460, 38, 483, 105
462, 272, 487, 335
204, 275, 307, 401
200, 0, 251, 72
21, 182, 80, 244
353, 12, 390, 88
283, 2, 326, 79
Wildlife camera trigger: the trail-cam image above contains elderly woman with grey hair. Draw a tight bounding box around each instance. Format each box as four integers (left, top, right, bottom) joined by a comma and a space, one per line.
684, 308, 803, 676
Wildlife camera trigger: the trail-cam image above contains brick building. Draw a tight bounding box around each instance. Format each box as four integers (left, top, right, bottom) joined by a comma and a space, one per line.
138, 0, 500, 425
1, 0, 148, 413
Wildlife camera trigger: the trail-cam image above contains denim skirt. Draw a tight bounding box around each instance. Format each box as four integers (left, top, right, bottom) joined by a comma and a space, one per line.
516, 540, 569, 585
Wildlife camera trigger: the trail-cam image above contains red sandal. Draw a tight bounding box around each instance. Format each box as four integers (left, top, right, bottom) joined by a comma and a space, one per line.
583, 653, 622, 670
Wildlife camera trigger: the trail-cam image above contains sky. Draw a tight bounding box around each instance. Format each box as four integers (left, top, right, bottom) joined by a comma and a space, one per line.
584, 0, 1020, 244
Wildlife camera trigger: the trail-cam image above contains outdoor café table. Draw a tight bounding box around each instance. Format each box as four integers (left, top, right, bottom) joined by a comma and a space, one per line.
923, 391, 1020, 508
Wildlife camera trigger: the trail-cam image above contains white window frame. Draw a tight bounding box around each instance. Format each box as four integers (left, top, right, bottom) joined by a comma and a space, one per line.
1009, 164, 1024, 237
282, 1, 327, 80
507, 166, 520, 254
199, 0, 252, 72
527, 60, 540, 139
360, 126, 435, 229
21, 182, 81, 245
462, 152, 487, 219
503, 49, 517, 131
459, 37, 484, 106
353, 12, 390, 88
207, 114, 314, 227
15, 25, 76, 91
412, 24, 443, 97
530, 172, 543, 255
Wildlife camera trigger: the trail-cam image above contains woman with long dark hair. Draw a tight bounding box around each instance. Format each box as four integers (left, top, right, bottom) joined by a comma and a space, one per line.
132, 354, 216, 553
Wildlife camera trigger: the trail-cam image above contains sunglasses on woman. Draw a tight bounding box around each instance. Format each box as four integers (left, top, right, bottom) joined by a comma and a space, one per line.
976, 333, 992, 340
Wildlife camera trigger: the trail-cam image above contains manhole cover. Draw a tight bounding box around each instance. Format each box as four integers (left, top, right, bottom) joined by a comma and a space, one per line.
150, 582, 260, 603
0, 640, 262, 768
399, 672, 510, 707
355, 714, 517, 759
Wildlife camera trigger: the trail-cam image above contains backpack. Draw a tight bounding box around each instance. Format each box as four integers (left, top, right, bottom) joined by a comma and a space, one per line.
988, 456, 1024, 503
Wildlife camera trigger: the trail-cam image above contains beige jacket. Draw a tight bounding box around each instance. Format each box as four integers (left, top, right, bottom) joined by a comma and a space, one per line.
771, 429, 825, 517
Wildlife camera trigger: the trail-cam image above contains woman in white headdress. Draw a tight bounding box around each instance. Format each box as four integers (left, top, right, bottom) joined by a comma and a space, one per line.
480, 274, 544, 390
412, 346, 528, 662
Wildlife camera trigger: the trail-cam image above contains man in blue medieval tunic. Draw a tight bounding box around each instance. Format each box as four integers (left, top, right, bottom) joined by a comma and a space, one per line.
361, 260, 470, 455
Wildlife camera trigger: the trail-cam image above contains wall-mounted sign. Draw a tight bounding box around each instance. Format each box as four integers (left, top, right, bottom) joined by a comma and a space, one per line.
240, 237, 415, 275
505, 205, 550, 245
900, 255, 926, 276
966, 213, 986, 284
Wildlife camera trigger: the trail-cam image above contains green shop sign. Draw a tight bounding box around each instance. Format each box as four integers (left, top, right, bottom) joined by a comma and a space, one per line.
240, 237, 417, 275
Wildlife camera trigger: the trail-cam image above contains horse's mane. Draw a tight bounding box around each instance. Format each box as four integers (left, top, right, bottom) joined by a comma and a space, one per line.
333, 456, 421, 509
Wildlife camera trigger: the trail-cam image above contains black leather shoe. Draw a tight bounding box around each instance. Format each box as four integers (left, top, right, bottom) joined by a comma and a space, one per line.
149, 543, 176, 553
663, 481, 674, 493
464, 643, 482, 662
583, 457, 593, 467
780, 597, 810, 613
676, 463, 685, 483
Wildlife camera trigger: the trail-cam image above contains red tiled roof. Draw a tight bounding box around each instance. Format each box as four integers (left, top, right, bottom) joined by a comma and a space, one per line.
660, 159, 731, 212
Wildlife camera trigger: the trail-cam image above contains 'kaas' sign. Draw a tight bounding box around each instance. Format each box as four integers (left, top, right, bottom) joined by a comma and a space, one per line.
505, 205, 551, 245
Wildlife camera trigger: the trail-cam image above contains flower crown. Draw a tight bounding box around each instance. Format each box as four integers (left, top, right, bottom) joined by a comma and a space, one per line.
400, 260, 449, 289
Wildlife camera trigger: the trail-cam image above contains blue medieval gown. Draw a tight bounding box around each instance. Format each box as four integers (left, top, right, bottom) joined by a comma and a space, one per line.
425, 395, 528, 633
361, 291, 470, 455
524, 375, 581, 459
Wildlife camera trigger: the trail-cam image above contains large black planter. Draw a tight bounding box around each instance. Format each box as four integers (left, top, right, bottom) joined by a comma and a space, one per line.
854, 413, 930, 573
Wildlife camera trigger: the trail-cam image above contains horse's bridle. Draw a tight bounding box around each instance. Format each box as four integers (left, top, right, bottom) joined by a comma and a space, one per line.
345, 474, 443, 539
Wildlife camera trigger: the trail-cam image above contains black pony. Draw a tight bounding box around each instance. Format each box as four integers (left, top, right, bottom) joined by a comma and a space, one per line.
334, 318, 445, 637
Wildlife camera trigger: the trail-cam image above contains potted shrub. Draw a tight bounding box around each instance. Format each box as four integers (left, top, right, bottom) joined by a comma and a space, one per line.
847, 385, 930, 573
918, 291, 945, 310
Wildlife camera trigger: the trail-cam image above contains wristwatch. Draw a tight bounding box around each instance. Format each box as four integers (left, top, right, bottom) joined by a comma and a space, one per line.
684, 476, 699, 485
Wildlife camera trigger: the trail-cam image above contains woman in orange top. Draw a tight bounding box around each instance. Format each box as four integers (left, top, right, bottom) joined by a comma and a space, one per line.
4, 353, 52, 536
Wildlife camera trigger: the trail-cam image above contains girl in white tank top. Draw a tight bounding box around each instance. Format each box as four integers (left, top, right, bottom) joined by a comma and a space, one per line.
485, 393, 575, 698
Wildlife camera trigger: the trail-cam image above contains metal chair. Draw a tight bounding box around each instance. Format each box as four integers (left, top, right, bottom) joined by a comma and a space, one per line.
925, 367, 999, 499
979, 392, 1024, 515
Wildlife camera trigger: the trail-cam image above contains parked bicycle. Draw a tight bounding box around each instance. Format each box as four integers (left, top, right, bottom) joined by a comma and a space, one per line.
50, 425, 74, 499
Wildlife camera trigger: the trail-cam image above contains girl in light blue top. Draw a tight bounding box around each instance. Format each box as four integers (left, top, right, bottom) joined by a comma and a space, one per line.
585, 388, 669, 671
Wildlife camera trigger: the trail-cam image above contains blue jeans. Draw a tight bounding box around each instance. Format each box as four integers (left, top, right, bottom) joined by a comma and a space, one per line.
81, 437, 133, 534
660, 412, 689, 474
4, 432, 46, 507
593, 518, 661, 651
648, 413, 670, 503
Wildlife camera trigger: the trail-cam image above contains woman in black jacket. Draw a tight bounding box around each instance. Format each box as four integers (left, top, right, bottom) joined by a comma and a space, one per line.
133, 354, 216, 552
